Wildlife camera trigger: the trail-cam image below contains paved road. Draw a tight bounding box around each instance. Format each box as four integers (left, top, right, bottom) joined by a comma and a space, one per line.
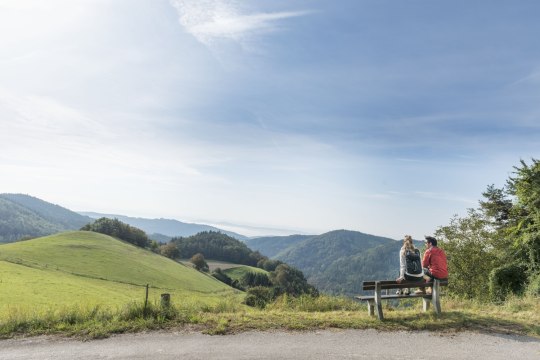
1, 329, 539, 360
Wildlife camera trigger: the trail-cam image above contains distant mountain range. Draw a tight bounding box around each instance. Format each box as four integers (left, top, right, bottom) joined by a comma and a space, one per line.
79, 212, 249, 241
0, 194, 92, 243
247, 230, 424, 296
0, 193, 249, 243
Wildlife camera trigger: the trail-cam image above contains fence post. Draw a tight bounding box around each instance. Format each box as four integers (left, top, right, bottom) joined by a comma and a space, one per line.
161, 293, 171, 308
144, 284, 149, 314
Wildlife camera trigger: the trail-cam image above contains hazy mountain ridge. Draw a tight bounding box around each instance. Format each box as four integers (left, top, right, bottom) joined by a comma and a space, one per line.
79, 212, 249, 241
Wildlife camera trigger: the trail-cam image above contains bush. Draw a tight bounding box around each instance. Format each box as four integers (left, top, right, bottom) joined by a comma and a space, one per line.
489, 263, 528, 301
241, 272, 271, 288
244, 286, 276, 308
190, 253, 209, 272
526, 272, 540, 297
212, 268, 233, 286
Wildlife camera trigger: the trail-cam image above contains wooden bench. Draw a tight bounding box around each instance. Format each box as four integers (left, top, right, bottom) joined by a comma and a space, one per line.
354, 279, 448, 320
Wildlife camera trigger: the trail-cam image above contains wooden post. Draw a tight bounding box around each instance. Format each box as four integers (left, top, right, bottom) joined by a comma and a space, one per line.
144, 284, 149, 313
374, 281, 383, 320
432, 279, 441, 315
161, 293, 171, 308
367, 299, 375, 317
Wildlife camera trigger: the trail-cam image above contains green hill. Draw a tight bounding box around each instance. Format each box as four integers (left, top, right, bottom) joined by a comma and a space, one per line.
0, 194, 92, 243
0, 231, 238, 312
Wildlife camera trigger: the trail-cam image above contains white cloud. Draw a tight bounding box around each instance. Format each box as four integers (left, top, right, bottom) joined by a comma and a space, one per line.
169, 0, 311, 51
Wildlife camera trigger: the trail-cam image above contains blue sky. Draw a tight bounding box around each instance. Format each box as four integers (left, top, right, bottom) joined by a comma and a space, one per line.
1, 0, 539, 238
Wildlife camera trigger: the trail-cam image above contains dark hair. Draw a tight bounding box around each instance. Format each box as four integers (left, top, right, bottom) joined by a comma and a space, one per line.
425, 236, 437, 246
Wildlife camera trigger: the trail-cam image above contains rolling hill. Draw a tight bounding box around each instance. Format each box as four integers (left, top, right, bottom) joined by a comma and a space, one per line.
246, 230, 426, 296
0, 194, 92, 243
0, 231, 238, 312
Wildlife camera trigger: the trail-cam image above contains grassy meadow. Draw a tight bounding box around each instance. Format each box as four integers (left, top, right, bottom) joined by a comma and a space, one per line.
223, 265, 268, 281
0, 232, 241, 314
0, 231, 539, 339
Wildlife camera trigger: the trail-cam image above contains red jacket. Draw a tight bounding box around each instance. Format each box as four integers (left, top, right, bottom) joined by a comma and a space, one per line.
422, 246, 448, 279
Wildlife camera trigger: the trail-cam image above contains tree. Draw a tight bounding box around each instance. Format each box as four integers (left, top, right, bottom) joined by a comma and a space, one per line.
437, 158, 540, 301
270, 264, 318, 297
160, 242, 180, 259
81, 218, 149, 248
190, 253, 208, 272
435, 210, 497, 300
506, 158, 540, 274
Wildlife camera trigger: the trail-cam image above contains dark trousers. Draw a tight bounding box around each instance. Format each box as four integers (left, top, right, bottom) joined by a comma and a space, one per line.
423, 268, 448, 281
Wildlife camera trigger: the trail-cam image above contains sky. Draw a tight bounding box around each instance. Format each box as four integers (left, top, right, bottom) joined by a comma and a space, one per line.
1, 0, 540, 239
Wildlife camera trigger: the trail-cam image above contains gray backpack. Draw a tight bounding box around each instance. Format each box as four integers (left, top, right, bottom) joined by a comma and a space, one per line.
405, 249, 422, 275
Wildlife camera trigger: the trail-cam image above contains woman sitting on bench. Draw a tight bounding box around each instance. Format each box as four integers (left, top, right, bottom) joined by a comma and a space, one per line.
395, 235, 424, 295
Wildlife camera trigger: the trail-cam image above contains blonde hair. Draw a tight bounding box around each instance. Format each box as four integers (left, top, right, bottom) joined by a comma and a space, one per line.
402, 235, 416, 252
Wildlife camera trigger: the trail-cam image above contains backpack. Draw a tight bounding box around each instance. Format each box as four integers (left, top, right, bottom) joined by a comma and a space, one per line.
405, 249, 422, 275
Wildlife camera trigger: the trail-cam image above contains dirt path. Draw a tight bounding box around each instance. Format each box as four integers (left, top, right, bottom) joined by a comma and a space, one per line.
1, 329, 539, 360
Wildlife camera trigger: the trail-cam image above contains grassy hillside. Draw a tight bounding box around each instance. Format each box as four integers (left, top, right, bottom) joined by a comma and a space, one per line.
0, 231, 238, 313
223, 265, 268, 281
0, 194, 92, 243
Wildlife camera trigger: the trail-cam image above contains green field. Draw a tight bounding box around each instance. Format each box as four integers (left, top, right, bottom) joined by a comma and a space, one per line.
0, 231, 240, 314
223, 265, 268, 281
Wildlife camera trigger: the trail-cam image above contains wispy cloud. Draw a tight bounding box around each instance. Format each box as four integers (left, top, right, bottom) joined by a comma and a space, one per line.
414, 191, 476, 205
169, 0, 311, 51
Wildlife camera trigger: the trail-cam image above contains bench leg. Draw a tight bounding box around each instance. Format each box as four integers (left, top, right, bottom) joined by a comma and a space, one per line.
367, 300, 375, 317
422, 297, 430, 312
432, 279, 441, 315
375, 281, 384, 320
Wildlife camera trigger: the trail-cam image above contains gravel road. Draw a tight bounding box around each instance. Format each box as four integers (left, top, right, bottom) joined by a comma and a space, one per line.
1, 329, 539, 360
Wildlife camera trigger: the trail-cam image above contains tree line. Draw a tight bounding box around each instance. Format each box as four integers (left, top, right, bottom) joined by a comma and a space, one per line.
81, 217, 150, 248
437, 158, 540, 301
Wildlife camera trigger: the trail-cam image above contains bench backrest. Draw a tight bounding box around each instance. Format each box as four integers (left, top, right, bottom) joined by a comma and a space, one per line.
362, 280, 448, 291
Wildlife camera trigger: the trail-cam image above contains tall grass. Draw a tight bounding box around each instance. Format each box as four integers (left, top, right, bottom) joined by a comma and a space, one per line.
1, 294, 538, 339
267, 294, 363, 312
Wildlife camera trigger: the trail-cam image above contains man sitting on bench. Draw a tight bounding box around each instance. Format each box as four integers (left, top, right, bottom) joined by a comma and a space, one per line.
416, 236, 448, 294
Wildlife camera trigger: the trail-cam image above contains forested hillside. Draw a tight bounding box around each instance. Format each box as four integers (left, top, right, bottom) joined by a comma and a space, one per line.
171, 231, 264, 266
245, 234, 314, 258
246, 230, 425, 295
0, 194, 92, 243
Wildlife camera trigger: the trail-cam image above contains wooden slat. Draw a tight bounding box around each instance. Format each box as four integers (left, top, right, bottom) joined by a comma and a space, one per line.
356, 293, 432, 301
362, 280, 448, 291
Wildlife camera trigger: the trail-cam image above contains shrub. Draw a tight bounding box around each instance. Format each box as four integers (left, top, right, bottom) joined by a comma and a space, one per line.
190, 253, 209, 272
212, 268, 233, 286
244, 286, 276, 308
241, 272, 271, 288
489, 262, 528, 301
